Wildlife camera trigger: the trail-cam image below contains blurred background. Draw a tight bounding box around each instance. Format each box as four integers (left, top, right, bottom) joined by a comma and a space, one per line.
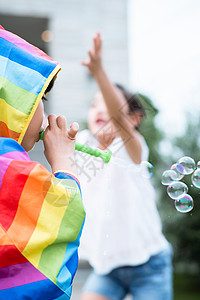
1, 0, 200, 299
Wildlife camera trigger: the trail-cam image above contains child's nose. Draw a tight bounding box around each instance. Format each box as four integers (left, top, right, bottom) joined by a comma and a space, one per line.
98, 103, 108, 114
97, 109, 107, 119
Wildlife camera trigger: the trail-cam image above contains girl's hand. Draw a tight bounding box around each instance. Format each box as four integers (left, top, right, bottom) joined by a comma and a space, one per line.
43, 114, 79, 173
81, 32, 103, 77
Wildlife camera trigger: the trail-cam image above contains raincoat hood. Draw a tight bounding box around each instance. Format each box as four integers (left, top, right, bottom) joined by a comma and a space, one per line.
0, 25, 61, 144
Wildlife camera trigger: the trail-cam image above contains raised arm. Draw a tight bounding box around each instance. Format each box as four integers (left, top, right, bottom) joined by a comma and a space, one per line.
81, 32, 142, 164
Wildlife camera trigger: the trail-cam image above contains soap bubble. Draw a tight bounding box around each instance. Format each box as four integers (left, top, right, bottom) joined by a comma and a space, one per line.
178, 156, 195, 175
167, 181, 188, 199
170, 163, 184, 180
175, 194, 194, 213
140, 161, 153, 179
191, 168, 200, 189
161, 170, 178, 185
197, 161, 200, 168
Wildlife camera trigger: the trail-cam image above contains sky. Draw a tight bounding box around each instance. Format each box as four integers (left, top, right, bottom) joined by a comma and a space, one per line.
128, 0, 200, 139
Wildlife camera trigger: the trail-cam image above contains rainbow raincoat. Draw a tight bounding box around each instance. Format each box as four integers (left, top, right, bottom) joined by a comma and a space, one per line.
0, 26, 85, 299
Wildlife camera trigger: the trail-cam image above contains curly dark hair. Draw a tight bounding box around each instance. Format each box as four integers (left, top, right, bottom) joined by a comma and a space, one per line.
115, 83, 145, 117
42, 76, 56, 101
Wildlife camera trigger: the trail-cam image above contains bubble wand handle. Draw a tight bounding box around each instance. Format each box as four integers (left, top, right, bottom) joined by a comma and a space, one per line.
40, 131, 112, 164
75, 142, 112, 163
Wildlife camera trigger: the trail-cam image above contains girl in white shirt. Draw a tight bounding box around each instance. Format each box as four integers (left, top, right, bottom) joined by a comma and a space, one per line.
78, 32, 173, 300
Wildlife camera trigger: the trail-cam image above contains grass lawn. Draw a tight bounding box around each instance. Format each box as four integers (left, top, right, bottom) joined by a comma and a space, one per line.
174, 272, 200, 300
175, 292, 200, 300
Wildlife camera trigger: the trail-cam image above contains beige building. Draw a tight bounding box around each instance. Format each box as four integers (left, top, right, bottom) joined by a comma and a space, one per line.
0, 0, 129, 167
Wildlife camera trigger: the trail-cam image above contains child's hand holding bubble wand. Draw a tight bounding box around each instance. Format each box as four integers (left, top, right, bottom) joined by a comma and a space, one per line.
40, 130, 112, 164
40, 129, 154, 181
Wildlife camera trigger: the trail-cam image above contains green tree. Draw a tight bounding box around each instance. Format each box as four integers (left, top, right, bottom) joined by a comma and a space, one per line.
159, 114, 200, 271
137, 93, 166, 181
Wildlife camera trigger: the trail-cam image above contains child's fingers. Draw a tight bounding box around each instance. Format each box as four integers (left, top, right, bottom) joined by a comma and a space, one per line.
88, 50, 93, 61
68, 122, 79, 140
93, 34, 102, 56
93, 35, 98, 54
80, 60, 89, 66
97, 36, 102, 50
56, 115, 67, 131
48, 114, 57, 129
96, 33, 102, 50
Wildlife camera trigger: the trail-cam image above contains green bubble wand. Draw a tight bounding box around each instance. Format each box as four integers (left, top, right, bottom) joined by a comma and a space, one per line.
40, 131, 112, 163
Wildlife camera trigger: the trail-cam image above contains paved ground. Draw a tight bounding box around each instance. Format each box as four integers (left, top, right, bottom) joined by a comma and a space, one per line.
71, 262, 131, 300
71, 264, 90, 299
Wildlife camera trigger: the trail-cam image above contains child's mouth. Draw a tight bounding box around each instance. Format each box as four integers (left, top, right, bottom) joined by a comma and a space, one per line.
96, 119, 106, 126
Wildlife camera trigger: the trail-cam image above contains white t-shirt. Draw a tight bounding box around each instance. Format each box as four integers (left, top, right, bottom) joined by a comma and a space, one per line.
77, 130, 169, 275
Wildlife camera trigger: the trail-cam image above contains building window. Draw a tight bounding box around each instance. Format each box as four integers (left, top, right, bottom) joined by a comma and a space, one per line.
0, 14, 49, 53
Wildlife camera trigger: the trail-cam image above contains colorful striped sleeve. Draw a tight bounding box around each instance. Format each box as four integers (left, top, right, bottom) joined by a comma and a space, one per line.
0, 138, 85, 299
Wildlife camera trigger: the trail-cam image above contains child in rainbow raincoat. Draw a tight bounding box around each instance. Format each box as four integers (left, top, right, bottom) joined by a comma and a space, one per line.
0, 26, 85, 299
